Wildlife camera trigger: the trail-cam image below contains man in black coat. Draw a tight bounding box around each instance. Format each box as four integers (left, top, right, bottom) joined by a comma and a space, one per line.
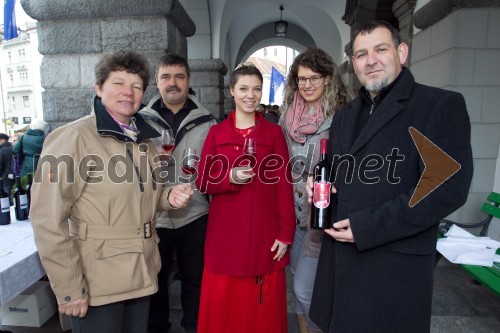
0, 133, 14, 195
307, 20, 473, 333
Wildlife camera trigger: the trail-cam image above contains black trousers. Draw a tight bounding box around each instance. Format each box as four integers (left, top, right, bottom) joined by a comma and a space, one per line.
148, 214, 208, 332
71, 296, 150, 333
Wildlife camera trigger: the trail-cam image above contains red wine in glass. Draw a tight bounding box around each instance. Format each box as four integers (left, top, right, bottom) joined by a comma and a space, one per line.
162, 144, 175, 152
182, 165, 197, 175
161, 129, 175, 153
182, 147, 199, 177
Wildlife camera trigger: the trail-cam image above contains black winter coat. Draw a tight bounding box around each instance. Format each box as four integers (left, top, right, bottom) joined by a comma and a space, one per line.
310, 69, 473, 333
0, 141, 13, 184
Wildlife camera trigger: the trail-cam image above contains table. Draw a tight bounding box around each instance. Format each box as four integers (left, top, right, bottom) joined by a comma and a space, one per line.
0, 210, 46, 306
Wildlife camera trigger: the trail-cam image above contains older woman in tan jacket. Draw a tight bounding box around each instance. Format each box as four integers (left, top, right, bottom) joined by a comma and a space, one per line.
30, 50, 193, 333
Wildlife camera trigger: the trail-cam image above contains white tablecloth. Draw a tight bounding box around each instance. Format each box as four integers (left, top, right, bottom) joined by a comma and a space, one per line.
0, 211, 46, 306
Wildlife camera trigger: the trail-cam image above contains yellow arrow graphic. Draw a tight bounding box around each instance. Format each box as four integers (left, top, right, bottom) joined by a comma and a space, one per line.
408, 127, 461, 207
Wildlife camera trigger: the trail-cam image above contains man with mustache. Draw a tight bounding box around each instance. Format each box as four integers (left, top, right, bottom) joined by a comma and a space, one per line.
140, 53, 217, 333
307, 20, 473, 333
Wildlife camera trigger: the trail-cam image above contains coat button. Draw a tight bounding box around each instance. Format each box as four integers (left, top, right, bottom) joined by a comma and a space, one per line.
298, 206, 302, 212
235, 146, 239, 151
64, 296, 72, 302
300, 160, 305, 166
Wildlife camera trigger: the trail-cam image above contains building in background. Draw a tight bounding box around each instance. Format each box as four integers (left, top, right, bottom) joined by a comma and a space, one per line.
1, 6, 43, 136
249, 46, 298, 105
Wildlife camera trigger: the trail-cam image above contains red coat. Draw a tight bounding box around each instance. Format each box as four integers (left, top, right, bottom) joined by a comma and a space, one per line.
196, 111, 295, 277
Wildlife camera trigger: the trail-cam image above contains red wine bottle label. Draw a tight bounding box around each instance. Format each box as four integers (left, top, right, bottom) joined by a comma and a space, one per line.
313, 181, 331, 209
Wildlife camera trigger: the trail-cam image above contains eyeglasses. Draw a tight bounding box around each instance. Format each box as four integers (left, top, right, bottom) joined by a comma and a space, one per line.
296, 75, 323, 86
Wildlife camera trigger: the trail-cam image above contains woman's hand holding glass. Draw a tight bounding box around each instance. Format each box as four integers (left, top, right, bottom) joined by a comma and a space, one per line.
230, 137, 257, 184
229, 166, 255, 184
167, 183, 194, 208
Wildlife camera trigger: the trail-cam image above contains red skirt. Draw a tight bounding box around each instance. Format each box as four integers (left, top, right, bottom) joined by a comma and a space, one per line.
197, 268, 288, 333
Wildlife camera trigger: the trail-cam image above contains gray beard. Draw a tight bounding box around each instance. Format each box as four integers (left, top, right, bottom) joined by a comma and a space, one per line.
365, 77, 389, 94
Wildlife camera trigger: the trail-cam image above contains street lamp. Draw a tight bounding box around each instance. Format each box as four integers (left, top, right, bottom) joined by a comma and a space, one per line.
275, 5, 288, 37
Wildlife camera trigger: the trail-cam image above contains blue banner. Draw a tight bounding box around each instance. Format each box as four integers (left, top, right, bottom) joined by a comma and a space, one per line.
269, 66, 285, 104
4, 0, 18, 40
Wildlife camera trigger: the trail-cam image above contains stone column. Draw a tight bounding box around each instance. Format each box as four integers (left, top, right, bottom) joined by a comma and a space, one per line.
341, 0, 399, 92
412, 4, 500, 229
20, 0, 195, 130
393, 0, 417, 64
189, 59, 228, 120
414, 0, 500, 30
223, 76, 233, 117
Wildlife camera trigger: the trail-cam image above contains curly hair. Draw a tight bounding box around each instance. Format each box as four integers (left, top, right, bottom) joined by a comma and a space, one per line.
282, 47, 353, 117
95, 50, 151, 91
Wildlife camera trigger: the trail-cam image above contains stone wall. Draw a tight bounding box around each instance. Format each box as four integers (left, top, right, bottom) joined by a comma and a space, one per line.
20, 0, 195, 130
189, 59, 228, 120
412, 7, 500, 237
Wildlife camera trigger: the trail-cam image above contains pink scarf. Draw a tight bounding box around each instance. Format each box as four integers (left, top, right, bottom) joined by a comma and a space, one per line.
285, 91, 324, 143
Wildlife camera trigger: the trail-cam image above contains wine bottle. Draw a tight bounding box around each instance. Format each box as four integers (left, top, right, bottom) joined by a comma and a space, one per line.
14, 176, 29, 221
0, 178, 11, 225
310, 138, 332, 230
26, 173, 33, 214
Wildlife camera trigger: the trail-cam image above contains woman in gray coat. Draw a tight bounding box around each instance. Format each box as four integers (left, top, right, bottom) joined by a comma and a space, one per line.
280, 47, 352, 333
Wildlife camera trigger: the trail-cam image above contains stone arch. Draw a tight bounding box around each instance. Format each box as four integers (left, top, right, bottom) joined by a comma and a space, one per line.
235, 22, 315, 68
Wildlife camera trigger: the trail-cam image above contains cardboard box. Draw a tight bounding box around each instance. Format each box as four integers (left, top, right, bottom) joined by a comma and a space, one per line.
0, 281, 57, 327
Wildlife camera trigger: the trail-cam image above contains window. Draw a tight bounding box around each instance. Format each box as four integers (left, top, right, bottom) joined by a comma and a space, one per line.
7, 52, 12, 64
19, 49, 26, 61
10, 97, 16, 110
263, 48, 267, 57
274, 48, 278, 57
11, 117, 18, 125
23, 96, 30, 108
23, 117, 32, 124
20, 72, 29, 85
9, 74, 14, 87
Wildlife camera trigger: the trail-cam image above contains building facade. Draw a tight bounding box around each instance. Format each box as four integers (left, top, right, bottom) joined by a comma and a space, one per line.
0, 21, 43, 135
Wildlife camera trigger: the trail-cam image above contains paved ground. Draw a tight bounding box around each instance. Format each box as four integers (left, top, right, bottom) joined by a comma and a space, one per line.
1, 259, 499, 333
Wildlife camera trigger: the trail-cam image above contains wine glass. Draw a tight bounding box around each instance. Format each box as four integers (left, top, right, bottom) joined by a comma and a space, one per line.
181, 147, 200, 183
243, 137, 256, 167
161, 129, 175, 153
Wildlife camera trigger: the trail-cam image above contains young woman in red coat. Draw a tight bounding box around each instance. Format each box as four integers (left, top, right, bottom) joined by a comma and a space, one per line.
196, 63, 295, 333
